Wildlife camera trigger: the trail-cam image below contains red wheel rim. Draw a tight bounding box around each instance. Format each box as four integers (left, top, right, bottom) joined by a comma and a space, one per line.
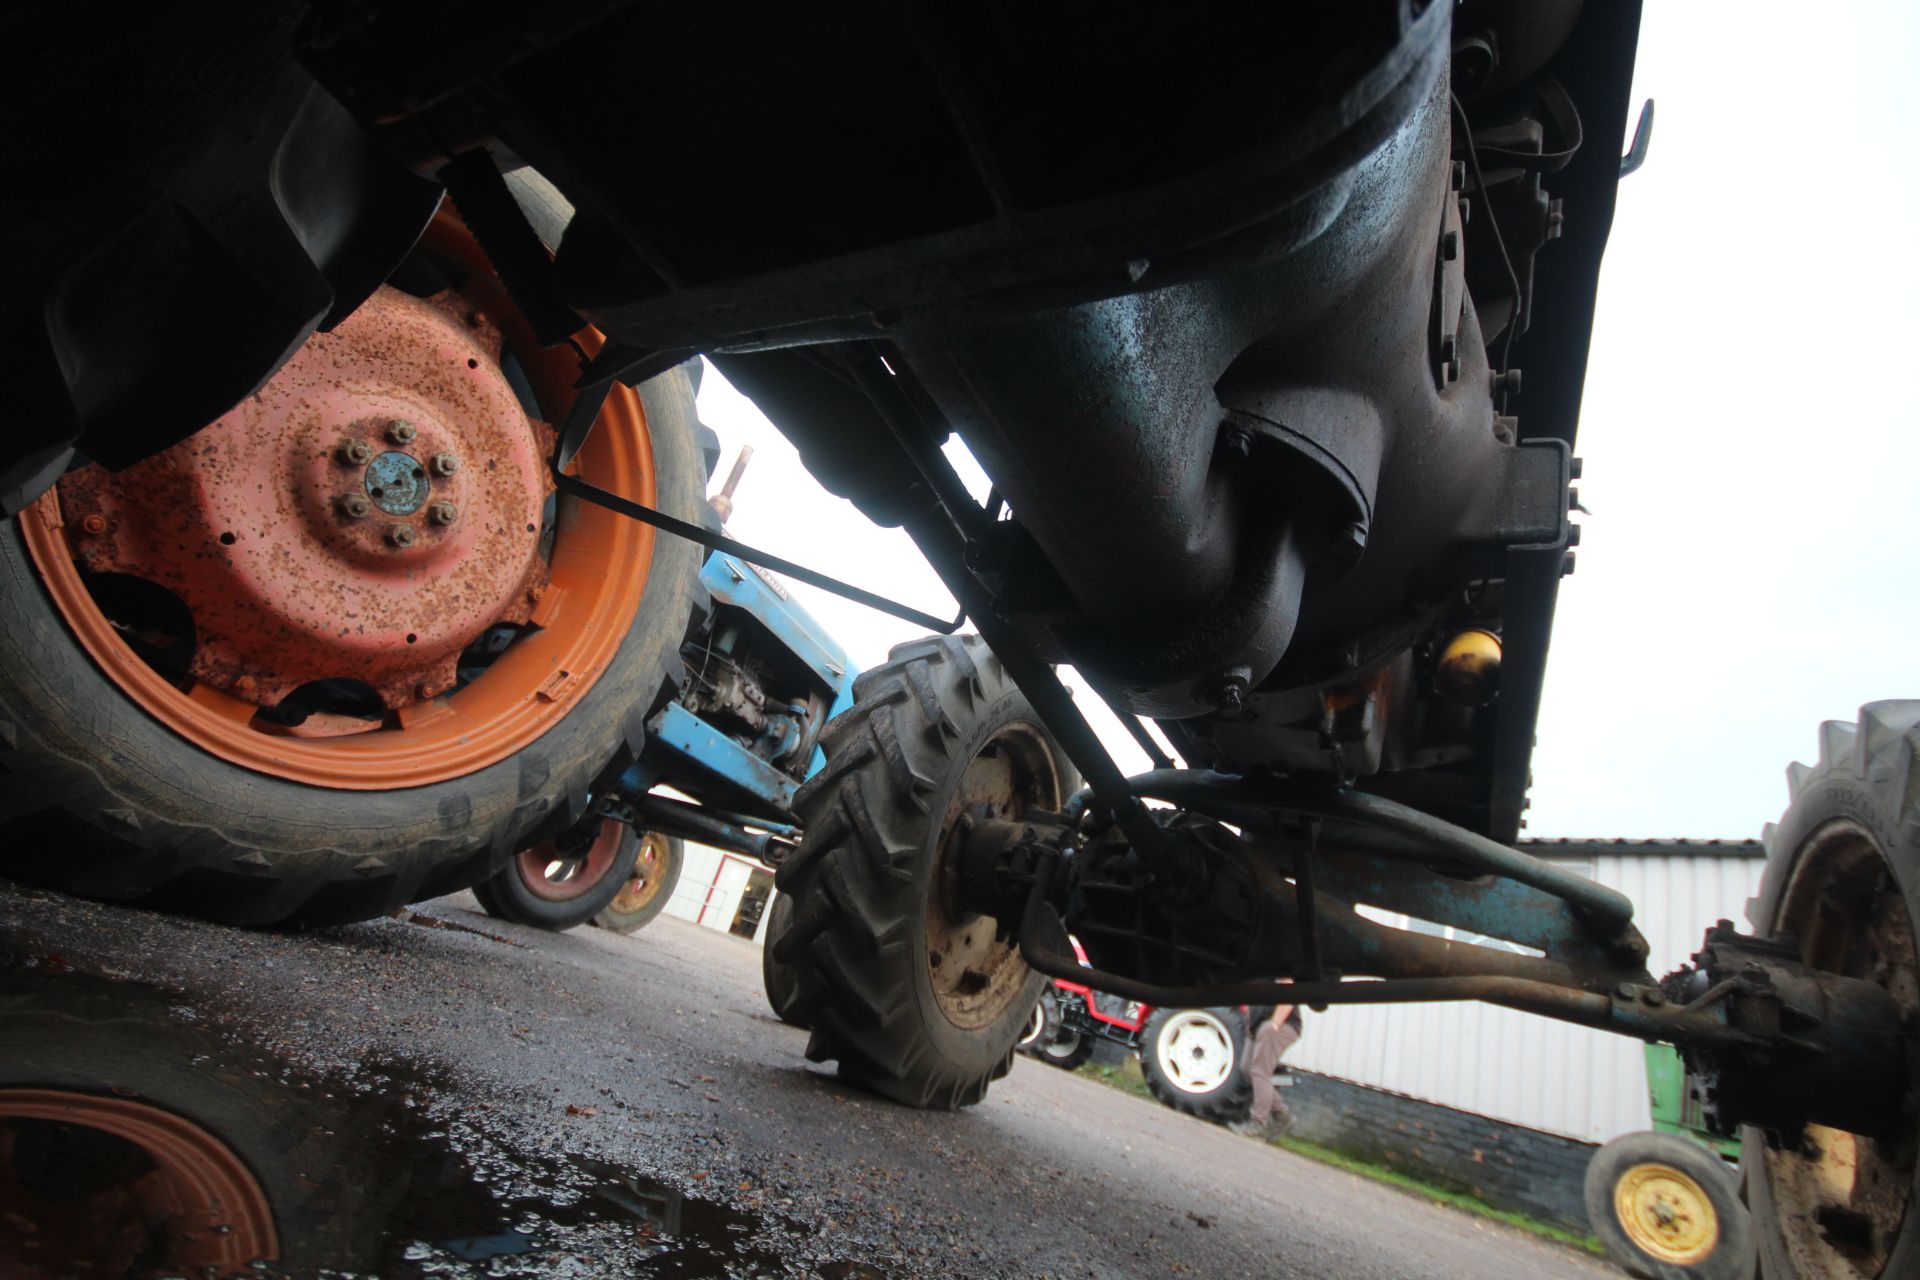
18, 208, 661, 790
0, 1087, 278, 1275
514, 817, 627, 903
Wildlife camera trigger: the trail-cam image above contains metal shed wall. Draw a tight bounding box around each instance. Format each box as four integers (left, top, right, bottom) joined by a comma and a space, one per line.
1285, 842, 1767, 1143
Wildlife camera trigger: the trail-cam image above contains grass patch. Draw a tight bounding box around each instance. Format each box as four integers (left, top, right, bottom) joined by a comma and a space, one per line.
1077, 1056, 1154, 1102
1272, 1135, 1604, 1256
1070, 1058, 1602, 1256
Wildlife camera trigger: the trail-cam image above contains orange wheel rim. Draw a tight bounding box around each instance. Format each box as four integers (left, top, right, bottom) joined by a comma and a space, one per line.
0, 1087, 278, 1272
18, 209, 659, 790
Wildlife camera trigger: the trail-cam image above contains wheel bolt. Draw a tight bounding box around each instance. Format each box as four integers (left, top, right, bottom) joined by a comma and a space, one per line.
80, 514, 108, 535
233, 674, 257, 695
385, 523, 416, 548
337, 494, 372, 519
387, 420, 418, 445
428, 502, 458, 527
431, 453, 460, 477
337, 439, 372, 465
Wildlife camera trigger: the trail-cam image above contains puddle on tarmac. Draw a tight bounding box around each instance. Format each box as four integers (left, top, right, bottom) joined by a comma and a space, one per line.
0, 959, 884, 1279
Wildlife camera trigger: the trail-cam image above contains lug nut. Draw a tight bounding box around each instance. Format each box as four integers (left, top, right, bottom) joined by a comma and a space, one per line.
387, 420, 418, 445
431, 453, 461, 477
337, 494, 372, 519
232, 675, 257, 696
385, 523, 417, 548
337, 439, 372, 466
80, 514, 108, 535
428, 502, 458, 527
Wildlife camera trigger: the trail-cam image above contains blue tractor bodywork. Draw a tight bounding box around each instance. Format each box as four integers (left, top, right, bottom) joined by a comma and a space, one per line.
612, 549, 856, 852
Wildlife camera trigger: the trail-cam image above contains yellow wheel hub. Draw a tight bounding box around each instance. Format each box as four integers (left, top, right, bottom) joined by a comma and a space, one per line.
608, 832, 671, 915
1615, 1161, 1719, 1265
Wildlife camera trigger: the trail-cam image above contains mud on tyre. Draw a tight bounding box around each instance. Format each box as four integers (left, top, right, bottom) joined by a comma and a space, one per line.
770, 633, 1077, 1109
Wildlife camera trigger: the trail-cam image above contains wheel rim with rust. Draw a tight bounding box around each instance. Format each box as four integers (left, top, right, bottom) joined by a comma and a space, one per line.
515, 817, 628, 903
926, 722, 1065, 1032
1155, 1010, 1236, 1094
0, 1087, 278, 1272
606, 831, 674, 917
18, 210, 659, 790
1614, 1161, 1719, 1266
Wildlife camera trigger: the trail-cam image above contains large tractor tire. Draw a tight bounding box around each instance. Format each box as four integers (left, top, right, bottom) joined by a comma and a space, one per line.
1743, 702, 1920, 1279
0, 212, 708, 927
1585, 1131, 1752, 1280
471, 814, 642, 932
771, 634, 1077, 1109
1141, 1007, 1253, 1123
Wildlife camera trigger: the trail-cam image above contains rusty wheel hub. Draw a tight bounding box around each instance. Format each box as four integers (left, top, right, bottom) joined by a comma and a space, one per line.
57, 286, 553, 714
926, 724, 1062, 1031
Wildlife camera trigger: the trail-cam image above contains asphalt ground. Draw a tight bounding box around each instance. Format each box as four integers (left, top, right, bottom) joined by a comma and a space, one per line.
0, 878, 1617, 1279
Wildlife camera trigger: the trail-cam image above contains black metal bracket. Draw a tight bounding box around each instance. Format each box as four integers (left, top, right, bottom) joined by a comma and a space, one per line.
549, 373, 965, 635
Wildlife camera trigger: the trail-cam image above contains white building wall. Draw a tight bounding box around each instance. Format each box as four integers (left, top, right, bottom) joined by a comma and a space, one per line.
1286, 850, 1768, 1144
662, 841, 772, 935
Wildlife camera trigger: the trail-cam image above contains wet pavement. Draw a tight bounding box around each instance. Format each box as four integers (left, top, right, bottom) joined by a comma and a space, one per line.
0, 880, 1615, 1279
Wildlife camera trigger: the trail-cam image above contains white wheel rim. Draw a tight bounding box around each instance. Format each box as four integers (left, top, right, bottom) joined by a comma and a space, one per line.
1155, 1011, 1235, 1094
1043, 1033, 1083, 1061
1019, 1000, 1047, 1047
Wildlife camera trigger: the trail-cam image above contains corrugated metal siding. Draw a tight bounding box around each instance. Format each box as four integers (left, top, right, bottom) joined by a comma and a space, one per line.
1287, 852, 1768, 1143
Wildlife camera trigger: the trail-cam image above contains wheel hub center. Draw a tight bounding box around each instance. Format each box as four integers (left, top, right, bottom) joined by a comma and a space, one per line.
364, 451, 431, 515
53, 286, 554, 713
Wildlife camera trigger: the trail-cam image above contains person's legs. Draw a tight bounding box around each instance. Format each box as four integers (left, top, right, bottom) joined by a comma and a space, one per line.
1246, 1021, 1284, 1123
1264, 1022, 1302, 1129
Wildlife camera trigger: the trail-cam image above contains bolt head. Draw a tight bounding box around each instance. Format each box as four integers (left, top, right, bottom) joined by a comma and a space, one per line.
338, 439, 372, 465
387, 420, 418, 445
431, 453, 461, 477
232, 674, 257, 695
428, 502, 458, 527
337, 494, 372, 519
80, 514, 108, 535
385, 523, 417, 548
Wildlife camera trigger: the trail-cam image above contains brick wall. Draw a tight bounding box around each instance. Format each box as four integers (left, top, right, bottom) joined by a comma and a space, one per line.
1283, 1069, 1597, 1234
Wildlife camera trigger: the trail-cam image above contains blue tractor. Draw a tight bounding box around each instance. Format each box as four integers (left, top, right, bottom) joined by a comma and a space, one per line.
472, 447, 856, 935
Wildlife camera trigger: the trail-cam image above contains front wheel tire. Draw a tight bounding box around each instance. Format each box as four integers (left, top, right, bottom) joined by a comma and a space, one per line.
1141, 1007, 1252, 1122
771, 634, 1077, 1109
1586, 1132, 1751, 1280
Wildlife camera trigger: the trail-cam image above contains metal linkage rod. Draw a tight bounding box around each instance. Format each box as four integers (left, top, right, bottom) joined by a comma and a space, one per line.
550, 380, 963, 634
1118, 769, 1639, 943
1014, 864, 1738, 1051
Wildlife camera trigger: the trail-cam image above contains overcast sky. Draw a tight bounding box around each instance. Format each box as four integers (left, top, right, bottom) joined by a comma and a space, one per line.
695, 2, 1918, 843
